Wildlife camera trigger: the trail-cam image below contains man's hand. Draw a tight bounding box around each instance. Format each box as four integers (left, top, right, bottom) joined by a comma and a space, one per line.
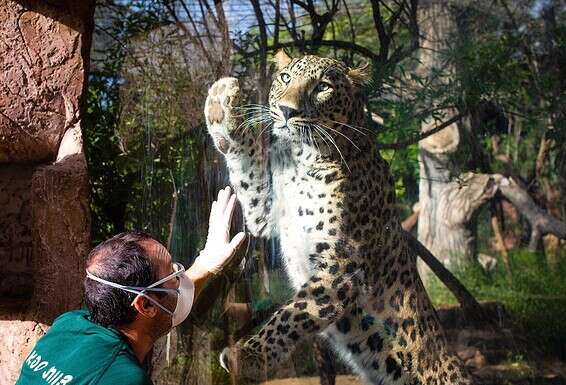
194, 186, 247, 274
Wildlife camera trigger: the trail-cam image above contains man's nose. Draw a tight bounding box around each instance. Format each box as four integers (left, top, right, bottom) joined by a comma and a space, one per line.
280, 105, 301, 121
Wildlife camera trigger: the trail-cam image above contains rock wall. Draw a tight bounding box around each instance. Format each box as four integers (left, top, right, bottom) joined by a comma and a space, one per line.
0, 1, 94, 383
0, 0, 93, 163
0, 165, 34, 305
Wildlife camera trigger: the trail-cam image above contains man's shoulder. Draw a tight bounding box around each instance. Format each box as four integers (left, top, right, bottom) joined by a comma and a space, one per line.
52, 309, 89, 324
98, 351, 152, 385
48, 309, 121, 340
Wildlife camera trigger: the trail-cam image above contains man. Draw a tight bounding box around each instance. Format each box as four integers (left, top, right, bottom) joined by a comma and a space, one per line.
16, 187, 246, 385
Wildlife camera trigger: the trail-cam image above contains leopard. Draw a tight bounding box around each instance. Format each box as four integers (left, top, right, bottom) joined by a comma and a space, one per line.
203, 50, 472, 385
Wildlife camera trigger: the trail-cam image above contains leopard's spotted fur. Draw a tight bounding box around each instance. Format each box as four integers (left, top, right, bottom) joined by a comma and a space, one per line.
204, 52, 472, 385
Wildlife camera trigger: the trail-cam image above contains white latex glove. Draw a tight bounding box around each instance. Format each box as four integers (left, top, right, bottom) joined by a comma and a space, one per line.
194, 186, 247, 274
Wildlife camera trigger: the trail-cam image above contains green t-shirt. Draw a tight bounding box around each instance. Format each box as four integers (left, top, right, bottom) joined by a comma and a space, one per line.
15, 309, 152, 385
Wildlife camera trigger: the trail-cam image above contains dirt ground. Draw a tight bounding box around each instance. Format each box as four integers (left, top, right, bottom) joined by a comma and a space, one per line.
261, 302, 566, 385
262, 375, 361, 385
260, 362, 566, 385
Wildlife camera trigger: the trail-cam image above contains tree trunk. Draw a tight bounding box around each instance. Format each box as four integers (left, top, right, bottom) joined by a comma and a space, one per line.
415, 2, 505, 278
419, 171, 500, 270
416, 2, 471, 276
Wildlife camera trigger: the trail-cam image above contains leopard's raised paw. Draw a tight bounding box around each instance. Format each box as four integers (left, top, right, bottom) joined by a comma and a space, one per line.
204, 77, 242, 153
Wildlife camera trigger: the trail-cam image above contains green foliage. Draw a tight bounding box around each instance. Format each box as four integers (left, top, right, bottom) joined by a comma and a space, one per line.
427, 248, 566, 357
85, 1, 212, 251
84, 74, 134, 245
85, 0, 169, 245
455, 33, 528, 105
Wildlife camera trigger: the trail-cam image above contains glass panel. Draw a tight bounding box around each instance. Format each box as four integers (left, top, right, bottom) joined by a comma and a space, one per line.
85, 2, 566, 385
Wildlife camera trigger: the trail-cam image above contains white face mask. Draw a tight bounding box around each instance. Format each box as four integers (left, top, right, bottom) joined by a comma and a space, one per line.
86, 262, 195, 328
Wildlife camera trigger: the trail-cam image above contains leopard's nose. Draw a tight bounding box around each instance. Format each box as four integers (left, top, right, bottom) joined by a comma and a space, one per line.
280, 105, 301, 121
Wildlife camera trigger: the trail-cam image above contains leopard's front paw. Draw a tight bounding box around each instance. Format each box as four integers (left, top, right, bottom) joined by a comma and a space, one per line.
219, 341, 270, 382
204, 77, 242, 154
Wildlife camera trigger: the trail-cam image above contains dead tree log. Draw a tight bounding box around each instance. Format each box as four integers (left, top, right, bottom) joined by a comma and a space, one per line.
405, 231, 490, 326
418, 171, 501, 274
498, 176, 566, 251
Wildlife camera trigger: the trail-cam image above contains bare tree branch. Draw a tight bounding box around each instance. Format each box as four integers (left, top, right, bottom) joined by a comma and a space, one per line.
389, 0, 419, 64
379, 112, 465, 150
162, 2, 216, 70
405, 231, 491, 327
498, 176, 566, 250
273, 0, 281, 47
250, 0, 269, 103
243, 39, 380, 61
342, 0, 356, 64
369, 0, 390, 60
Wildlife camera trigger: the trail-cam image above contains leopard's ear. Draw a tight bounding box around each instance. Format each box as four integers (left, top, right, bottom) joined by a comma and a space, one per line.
348, 63, 371, 85
273, 49, 292, 70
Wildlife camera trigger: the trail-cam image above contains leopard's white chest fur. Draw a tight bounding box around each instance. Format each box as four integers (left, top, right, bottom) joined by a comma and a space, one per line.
270, 147, 337, 290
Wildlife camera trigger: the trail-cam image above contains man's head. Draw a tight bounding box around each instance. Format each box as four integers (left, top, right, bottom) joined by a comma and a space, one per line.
84, 232, 179, 337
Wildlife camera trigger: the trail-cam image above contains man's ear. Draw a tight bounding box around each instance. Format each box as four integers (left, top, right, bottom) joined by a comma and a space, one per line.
348, 63, 371, 85
272, 49, 292, 70
132, 295, 159, 319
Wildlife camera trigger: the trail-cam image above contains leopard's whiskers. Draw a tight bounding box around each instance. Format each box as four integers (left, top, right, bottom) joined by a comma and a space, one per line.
304, 124, 322, 153
328, 119, 371, 136
235, 104, 273, 135
316, 121, 361, 151
312, 124, 351, 172
257, 120, 274, 138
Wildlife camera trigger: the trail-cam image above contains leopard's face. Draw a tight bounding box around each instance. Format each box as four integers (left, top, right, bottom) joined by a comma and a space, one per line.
268, 55, 367, 144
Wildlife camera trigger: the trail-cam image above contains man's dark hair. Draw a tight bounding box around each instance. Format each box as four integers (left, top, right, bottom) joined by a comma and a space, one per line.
84, 231, 159, 327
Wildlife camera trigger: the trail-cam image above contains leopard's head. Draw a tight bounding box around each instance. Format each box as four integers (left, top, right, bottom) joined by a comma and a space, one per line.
268, 51, 370, 147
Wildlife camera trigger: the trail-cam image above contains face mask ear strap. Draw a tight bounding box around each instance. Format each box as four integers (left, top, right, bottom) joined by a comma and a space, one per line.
86, 270, 176, 315
86, 271, 140, 294
132, 292, 174, 316
86, 271, 178, 293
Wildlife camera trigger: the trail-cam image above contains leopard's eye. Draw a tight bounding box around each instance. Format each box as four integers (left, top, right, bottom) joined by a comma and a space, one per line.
315, 82, 331, 93
280, 72, 291, 84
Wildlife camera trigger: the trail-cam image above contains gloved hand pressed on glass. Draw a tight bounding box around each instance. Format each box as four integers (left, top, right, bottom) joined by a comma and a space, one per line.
194, 186, 247, 274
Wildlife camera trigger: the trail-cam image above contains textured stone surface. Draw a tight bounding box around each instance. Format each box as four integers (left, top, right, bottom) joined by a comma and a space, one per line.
30, 154, 91, 322
0, 154, 90, 384
0, 155, 90, 384
0, 1, 94, 383
0, 0, 93, 163
0, 165, 34, 305
0, 319, 49, 384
